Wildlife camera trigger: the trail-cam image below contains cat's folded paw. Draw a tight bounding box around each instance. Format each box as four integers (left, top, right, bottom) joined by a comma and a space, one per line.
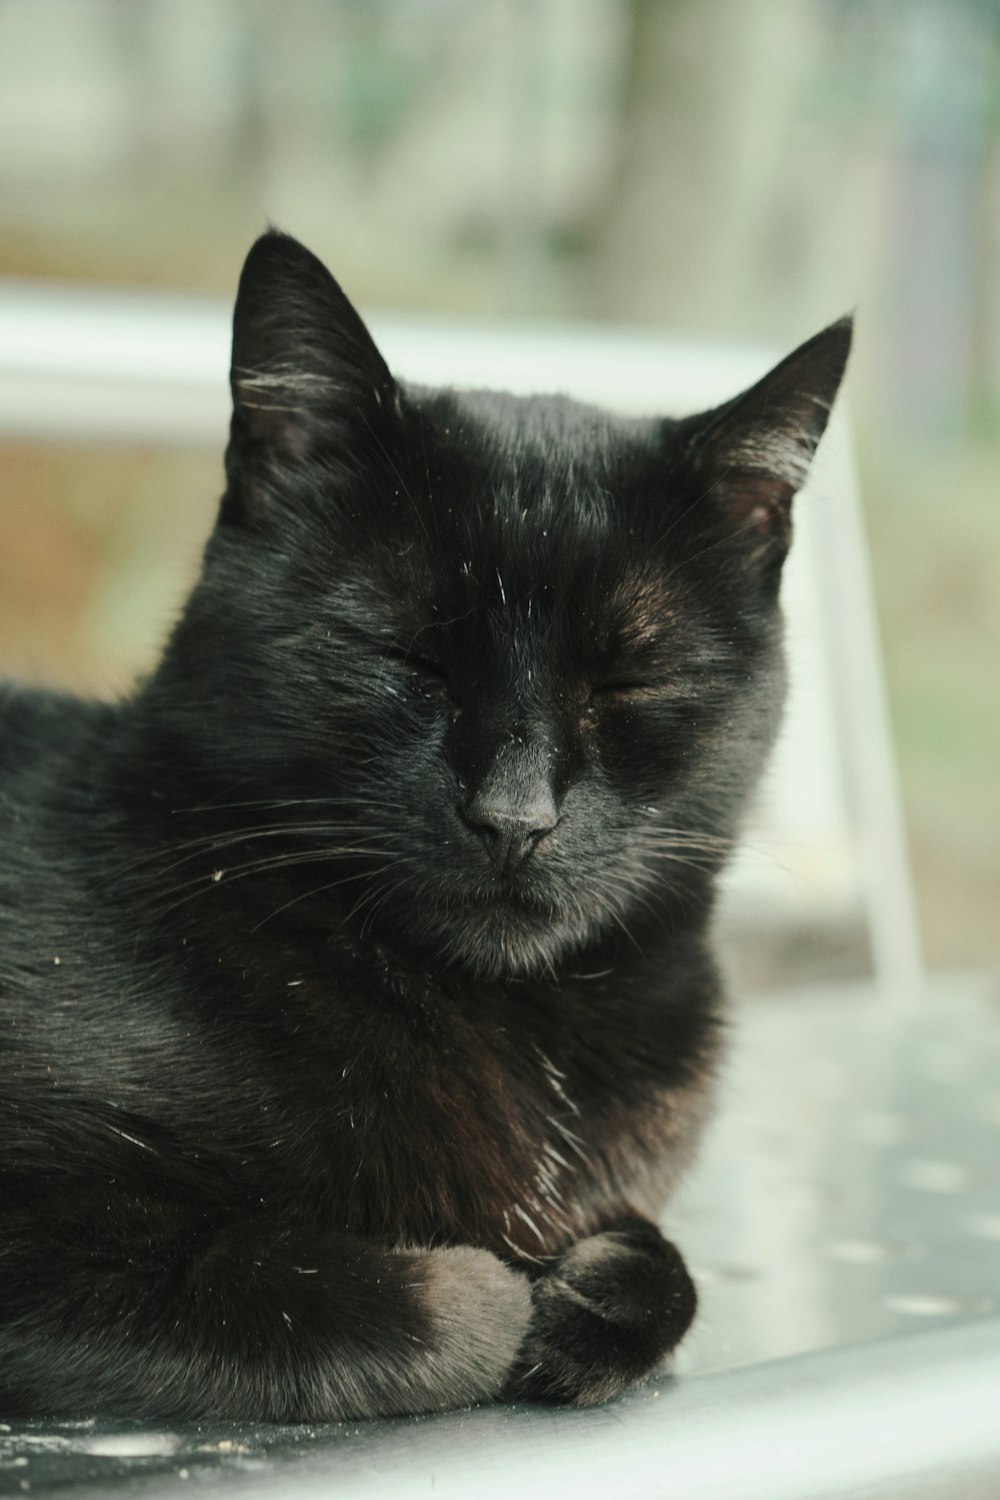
504, 1224, 696, 1407
416, 1246, 533, 1408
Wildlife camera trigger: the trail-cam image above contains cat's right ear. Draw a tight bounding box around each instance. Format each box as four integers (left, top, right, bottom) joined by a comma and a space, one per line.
675, 317, 852, 587
227, 230, 394, 476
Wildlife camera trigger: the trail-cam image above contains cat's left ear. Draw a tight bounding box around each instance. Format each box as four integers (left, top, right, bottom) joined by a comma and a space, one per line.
228, 230, 395, 463
682, 317, 852, 581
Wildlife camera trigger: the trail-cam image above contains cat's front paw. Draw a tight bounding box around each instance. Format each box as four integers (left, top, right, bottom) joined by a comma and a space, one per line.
505, 1222, 696, 1407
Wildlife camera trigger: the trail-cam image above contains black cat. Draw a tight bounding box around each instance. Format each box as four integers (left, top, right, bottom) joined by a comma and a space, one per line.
0, 232, 849, 1421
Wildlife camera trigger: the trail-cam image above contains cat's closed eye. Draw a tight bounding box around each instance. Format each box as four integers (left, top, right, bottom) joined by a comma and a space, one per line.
384, 645, 450, 696
589, 677, 654, 699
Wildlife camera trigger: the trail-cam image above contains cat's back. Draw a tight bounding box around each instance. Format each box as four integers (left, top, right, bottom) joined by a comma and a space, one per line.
0, 680, 106, 777
0, 681, 121, 946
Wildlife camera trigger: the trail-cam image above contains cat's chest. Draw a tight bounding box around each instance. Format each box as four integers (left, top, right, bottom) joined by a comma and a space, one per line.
230, 950, 707, 1257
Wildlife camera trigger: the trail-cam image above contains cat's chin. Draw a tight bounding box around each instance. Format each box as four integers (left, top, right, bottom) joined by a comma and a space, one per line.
399, 897, 600, 982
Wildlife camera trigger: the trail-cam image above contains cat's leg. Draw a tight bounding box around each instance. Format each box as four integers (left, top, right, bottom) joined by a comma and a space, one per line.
504, 1216, 696, 1406
0, 1205, 532, 1421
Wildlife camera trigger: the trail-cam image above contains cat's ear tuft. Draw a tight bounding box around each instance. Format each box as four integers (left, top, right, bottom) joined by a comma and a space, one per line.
685, 316, 852, 580
228, 230, 394, 460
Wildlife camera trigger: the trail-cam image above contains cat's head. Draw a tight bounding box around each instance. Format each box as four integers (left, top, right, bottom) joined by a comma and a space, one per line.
152, 232, 850, 980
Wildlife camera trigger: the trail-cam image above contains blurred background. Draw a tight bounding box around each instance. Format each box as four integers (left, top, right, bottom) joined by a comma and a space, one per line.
0, 0, 997, 978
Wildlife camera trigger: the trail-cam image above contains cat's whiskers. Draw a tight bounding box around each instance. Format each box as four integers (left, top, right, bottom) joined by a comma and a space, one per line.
173, 794, 409, 817
352, 868, 422, 940
252, 855, 420, 934
568, 860, 667, 943
580, 877, 645, 956
148, 823, 366, 872
116, 809, 402, 879
640, 848, 726, 875
349, 857, 428, 931
152, 841, 399, 918
634, 825, 737, 871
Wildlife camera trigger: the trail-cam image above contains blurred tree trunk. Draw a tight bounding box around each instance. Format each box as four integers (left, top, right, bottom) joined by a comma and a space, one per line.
587, 0, 825, 337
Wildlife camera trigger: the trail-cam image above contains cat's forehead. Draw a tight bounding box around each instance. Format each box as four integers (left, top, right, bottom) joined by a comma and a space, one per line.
432, 385, 624, 441
404, 386, 658, 557
410, 385, 650, 493
353, 385, 680, 644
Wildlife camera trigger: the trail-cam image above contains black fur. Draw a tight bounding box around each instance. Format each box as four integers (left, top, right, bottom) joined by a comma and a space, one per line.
0, 232, 850, 1420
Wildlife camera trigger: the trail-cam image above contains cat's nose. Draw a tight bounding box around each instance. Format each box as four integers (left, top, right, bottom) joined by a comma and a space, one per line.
462, 791, 557, 870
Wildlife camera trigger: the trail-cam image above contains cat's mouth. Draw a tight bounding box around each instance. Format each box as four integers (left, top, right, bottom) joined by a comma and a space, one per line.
463, 876, 549, 907
399, 875, 603, 980
452, 875, 563, 925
